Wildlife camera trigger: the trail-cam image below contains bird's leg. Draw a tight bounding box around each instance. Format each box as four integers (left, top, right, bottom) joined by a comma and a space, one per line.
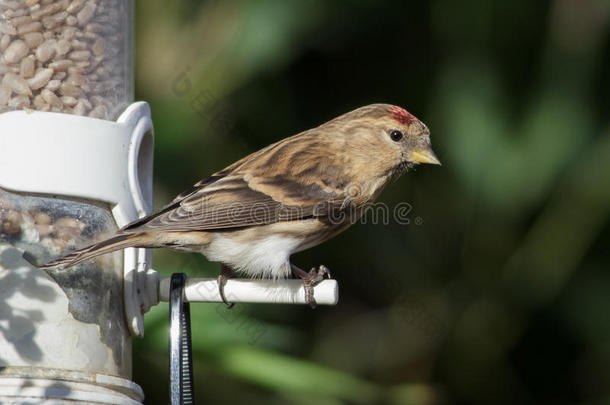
291, 264, 331, 308
217, 264, 235, 309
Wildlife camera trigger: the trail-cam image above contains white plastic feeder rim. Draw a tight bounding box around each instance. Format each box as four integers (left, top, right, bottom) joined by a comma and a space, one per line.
0, 101, 155, 337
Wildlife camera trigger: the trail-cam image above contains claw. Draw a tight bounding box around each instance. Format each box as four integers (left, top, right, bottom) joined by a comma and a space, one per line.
291, 264, 331, 309
318, 264, 331, 279
218, 265, 235, 309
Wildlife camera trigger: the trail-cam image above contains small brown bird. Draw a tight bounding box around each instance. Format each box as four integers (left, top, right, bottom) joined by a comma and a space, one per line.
35, 104, 440, 306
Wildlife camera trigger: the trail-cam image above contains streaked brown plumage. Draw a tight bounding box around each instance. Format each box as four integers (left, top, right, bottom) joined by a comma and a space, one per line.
34, 103, 440, 306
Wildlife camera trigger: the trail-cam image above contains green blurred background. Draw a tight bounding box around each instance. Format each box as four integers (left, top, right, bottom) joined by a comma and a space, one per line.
132, 1, 610, 404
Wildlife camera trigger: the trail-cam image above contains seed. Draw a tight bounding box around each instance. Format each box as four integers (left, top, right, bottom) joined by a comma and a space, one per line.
32, 93, 46, 109
88, 103, 106, 118
0, 64, 16, 73
31, 2, 62, 19
35, 39, 56, 62
60, 95, 76, 106
45, 78, 60, 90
55, 216, 84, 230
60, 25, 77, 39
3, 39, 29, 63
0, 87, 10, 106
2, 73, 31, 96
0, 34, 10, 51
23, 31, 44, 47
48, 58, 71, 70
70, 38, 86, 50
52, 11, 68, 23
41, 88, 62, 108
27, 67, 53, 89
91, 36, 104, 56
42, 15, 58, 30
17, 21, 42, 35
20, 54, 35, 78
0, 22, 17, 35
76, 1, 96, 25
86, 23, 102, 33
33, 211, 52, 225
36, 224, 53, 236
8, 94, 30, 108
89, 94, 102, 104
10, 16, 33, 27
68, 49, 89, 61
72, 98, 87, 115
11, 10, 28, 18
55, 38, 70, 55
1, 210, 22, 235
65, 72, 83, 85
66, 65, 83, 74
80, 97, 91, 109
66, 0, 85, 14
2, 1, 23, 11
59, 82, 82, 97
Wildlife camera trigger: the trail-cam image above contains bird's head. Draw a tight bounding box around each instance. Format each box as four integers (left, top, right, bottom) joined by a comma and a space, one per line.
384, 104, 440, 168
326, 104, 440, 180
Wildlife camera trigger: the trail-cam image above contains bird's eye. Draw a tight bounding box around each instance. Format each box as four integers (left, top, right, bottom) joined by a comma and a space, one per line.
389, 130, 403, 142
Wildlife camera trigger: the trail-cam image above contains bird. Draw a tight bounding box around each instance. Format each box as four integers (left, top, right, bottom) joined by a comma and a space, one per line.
31, 103, 440, 307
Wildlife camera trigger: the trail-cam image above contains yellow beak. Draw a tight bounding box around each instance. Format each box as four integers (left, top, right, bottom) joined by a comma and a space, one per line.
409, 147, 441, 165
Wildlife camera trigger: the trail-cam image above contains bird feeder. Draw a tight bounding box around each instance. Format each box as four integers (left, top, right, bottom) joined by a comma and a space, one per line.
0, 1, 338, 403
0, 0, 151, 402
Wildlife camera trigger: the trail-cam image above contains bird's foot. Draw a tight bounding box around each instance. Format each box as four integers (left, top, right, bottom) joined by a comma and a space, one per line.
217, 265, 235, 309
291, 264, 331, 308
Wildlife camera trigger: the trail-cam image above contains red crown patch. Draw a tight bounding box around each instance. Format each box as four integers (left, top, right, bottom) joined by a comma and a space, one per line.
389, 105, 417, 125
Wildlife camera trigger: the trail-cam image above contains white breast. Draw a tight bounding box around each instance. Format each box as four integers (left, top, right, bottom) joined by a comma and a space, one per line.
202, 233, 301, 279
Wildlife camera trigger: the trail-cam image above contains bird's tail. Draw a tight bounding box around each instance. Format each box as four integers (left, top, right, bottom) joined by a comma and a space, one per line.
27, 232, 147, 269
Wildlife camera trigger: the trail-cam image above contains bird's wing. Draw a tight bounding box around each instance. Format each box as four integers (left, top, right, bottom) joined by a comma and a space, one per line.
122, 173, 349, 233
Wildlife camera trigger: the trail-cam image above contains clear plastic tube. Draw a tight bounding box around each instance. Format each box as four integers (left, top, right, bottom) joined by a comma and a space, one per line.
0, 0, 133, 120
0, 187, 131, 376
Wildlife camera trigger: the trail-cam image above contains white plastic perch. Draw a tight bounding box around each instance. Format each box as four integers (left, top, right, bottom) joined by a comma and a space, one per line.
158, 277, 339, 305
